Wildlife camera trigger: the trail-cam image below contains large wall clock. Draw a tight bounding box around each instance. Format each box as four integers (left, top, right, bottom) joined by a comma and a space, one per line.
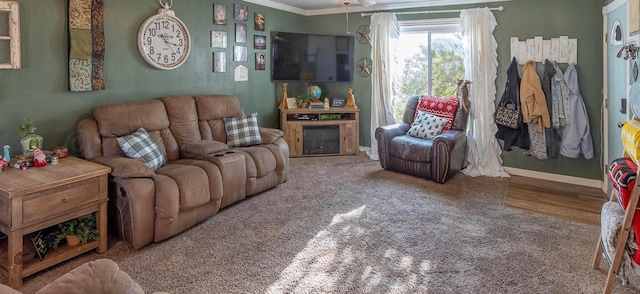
357, 57, 372, 77
138, 2, 191, 70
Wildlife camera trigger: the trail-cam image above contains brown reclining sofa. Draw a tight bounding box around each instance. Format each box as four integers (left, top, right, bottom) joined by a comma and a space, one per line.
77, 95, 289, 249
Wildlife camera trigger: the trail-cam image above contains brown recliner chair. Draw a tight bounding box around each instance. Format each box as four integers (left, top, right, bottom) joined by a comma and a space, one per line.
375, 90, 469, 184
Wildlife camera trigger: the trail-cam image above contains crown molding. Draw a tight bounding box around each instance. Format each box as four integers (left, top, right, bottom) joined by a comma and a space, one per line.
243, 0, 308, 16
244, 0, 510, 16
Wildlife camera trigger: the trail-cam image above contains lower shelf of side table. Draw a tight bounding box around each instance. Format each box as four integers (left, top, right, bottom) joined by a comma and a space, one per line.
0, 239, 98, 279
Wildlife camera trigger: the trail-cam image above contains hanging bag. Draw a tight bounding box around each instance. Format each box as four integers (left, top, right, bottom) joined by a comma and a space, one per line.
495, 99, 521, 129
495, 66, 522, 129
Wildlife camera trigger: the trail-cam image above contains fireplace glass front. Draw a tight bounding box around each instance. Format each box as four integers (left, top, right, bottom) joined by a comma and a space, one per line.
303, 125, 340, 155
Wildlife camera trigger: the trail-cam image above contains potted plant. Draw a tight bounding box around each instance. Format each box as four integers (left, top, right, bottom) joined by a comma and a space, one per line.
295, 94, 312, 108
48, 213, 99, 248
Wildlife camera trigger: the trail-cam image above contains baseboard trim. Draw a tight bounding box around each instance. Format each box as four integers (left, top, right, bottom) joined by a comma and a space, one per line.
504, 167, 603, 189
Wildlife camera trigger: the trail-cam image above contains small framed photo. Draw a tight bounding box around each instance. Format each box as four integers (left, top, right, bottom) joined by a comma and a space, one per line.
234, 3, 248, 21
286, 98, 297, 109
255, 52, 266, 70
213, 4, 227, 25
234, 46, 247, 62
235, 23, 247, 43
211, 31, 227, 48
331, 97, 346, 107
254, 13, 265, 31
254, 35, 266, 50
213, 52, 226, 72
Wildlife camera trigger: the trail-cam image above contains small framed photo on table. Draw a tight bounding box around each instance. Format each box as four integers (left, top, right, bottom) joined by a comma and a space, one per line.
331, 97, 346, 107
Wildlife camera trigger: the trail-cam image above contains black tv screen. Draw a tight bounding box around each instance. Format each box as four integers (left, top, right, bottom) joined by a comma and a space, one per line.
271, 31, 354, 83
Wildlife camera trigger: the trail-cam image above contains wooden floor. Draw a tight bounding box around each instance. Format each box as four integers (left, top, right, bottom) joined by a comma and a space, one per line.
505, 175, 608, 224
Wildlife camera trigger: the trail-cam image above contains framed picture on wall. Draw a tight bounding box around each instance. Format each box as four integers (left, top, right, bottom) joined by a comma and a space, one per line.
211, 31, 227, 48
213, 4, 227, 25
235, 23, 247, 43
234, 46, 247, 62
234, 3, 248, 21
255, 52, 266, 70
254, 13, 265, 31
254, 35, 266, 49
213, 52, 226, 72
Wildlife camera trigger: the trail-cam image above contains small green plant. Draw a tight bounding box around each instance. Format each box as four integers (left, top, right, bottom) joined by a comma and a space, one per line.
48, 213, 99, 249
295, 94, 312, 107
17, 117, 36, 138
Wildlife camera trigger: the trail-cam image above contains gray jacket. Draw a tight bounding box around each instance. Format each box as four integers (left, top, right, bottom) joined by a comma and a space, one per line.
560, 64, 594, 159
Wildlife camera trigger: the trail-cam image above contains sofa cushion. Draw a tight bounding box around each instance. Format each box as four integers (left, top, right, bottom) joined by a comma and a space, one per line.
117, 127, 166, 171
224, 113, 263, 147
407, 110, 448, 140
415, 96, 459, 132
389, 135, 433, 162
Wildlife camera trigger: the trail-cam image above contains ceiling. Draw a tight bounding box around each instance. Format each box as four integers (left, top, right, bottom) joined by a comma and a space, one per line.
243, 0, 509, 16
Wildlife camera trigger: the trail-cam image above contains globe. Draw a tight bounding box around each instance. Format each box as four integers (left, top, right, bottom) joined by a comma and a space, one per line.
307, 85, 322, 100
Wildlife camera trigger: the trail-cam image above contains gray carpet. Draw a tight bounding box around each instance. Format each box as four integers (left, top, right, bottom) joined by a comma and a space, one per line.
13, 155, 638, 293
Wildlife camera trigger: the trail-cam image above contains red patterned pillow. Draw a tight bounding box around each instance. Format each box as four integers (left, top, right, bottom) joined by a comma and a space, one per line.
415, 96, 459, 132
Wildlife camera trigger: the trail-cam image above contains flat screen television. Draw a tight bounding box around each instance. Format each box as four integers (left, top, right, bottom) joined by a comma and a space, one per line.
271, 31, 354, 83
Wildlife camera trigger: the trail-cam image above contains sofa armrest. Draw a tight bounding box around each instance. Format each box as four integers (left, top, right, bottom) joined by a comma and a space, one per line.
180, 140, 228, 158
431, 130, 467, 183
259, 127, 284, 144
91, 156, 155, 178
36, 259, 145, 294
0, 284, 21, 294
375, 123, 411, 168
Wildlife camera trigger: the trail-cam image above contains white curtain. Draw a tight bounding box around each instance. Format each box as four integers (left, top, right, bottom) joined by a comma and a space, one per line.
460, 8, 509, 177
366, 13, 400, 161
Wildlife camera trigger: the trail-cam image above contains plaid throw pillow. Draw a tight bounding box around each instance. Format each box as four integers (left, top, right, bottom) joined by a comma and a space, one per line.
415, 96, 459, 132
407, 110, 449, 140
117, 127, 165, 171
224, 113, 263, 147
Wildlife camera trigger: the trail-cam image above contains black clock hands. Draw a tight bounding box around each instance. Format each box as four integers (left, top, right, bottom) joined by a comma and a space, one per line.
159, 33, 177, 53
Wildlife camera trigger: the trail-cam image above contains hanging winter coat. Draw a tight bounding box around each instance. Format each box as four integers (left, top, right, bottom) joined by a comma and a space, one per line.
541, 60, 561, 159
521, 60, 551, 132
496, 57, 531, 151
561, 64, 594, 159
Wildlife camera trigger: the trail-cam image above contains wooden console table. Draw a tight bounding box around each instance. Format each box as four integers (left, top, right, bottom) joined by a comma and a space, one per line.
280, 107, 359, 157
0, 156, 110, 289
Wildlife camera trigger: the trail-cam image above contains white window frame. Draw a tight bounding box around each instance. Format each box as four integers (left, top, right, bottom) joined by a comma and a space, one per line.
398, 18, 461, 95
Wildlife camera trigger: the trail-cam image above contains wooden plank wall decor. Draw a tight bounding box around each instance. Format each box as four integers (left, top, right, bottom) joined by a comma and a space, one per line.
68, 0, 104, 91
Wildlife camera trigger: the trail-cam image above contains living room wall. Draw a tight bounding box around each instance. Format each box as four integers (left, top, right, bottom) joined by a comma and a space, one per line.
0, 0, 304, 156
307, 0, 604, 180
0, 0, 604, 181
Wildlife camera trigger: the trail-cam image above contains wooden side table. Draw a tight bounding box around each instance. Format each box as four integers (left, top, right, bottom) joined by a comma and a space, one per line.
0, 156, 110, 289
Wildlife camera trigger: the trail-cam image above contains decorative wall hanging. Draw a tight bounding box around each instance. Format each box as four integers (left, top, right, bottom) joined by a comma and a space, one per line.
510, 36, 577, 64
0, 1, 20, 69
68, 0, 104, 91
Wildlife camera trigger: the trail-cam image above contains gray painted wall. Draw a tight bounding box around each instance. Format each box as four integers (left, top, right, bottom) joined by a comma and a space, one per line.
0, 0, 605, 180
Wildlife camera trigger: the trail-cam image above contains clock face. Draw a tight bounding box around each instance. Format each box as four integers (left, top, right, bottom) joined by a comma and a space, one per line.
357, 57, 372, 77
138, 11, 191, 70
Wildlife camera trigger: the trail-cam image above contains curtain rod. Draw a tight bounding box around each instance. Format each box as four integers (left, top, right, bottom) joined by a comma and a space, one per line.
360, 5, 503, 17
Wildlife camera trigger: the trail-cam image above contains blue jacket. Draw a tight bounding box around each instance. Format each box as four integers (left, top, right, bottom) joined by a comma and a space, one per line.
560, 64, 594, 159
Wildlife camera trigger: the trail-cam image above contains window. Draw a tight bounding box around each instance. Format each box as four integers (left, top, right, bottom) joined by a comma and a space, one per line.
0, 1, 20, 69
392, 18, 464, 122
